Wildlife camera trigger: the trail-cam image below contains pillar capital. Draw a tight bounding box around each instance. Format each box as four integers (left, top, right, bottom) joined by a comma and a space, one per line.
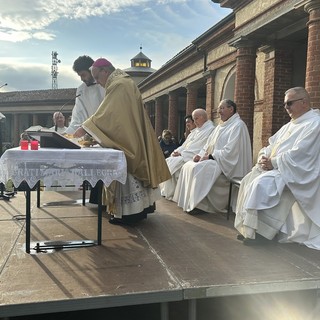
185, 82, 199, 91
259, 43, 294, 62
302, 0, 320, 13
202, 69, 216, 79
229, 36, 257, 49
259, 44, 275, 55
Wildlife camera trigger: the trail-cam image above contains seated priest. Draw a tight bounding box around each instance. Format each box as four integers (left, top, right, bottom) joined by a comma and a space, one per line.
160, 108, 215, 200
235, 87, 320, 249
173, 99, 252, 214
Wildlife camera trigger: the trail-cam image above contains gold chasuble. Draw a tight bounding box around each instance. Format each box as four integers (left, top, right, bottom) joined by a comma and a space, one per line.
83, 69, 170, 189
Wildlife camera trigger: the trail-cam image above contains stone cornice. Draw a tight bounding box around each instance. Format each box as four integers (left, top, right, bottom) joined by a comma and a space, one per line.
211, 0, 252, 11
295, 0, 320, 11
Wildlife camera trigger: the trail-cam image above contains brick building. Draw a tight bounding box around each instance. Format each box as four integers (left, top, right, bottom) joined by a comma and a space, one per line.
139, 0, 320, 160
0, 89, 76, 151
1, 0, 320, 160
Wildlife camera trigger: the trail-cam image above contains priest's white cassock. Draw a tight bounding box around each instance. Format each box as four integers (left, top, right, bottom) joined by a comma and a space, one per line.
235, 109, 320, 250
173, 113, 252, 213
160, 120, 215, 200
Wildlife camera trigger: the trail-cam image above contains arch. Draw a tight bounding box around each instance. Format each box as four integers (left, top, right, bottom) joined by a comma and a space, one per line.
221, 65, 259, 102
221, 65, 236, 101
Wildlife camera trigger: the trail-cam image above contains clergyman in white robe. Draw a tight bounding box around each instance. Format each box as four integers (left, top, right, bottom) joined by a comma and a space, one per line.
65, 83, 105, 134
160, 118, 214, 200
235, 108, 320, 249
173, 101, 252, 213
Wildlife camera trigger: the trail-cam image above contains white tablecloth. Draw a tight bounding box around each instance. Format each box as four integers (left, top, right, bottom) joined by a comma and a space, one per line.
0, 147, 127, 188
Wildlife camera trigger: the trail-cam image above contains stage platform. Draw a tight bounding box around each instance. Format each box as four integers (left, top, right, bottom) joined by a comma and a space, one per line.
1, 190, 320, 320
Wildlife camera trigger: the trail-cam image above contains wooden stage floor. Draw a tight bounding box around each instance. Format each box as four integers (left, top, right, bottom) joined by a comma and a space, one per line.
1, 190, 320, 319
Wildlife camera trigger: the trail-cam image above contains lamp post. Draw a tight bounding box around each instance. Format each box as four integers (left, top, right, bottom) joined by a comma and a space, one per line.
0, 83, 7, 156
0, 112, 5, 156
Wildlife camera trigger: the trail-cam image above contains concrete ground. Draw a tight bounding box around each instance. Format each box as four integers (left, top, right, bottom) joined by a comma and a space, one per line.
1, 190, 320, 319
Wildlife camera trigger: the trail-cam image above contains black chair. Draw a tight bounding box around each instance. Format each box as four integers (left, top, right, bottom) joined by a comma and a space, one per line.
226, 177, 242, 220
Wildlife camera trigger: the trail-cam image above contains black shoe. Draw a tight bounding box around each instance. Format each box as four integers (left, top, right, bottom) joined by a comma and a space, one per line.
109, 217, 132, 226
188, 208, 207, 215
236, 234, 245, 241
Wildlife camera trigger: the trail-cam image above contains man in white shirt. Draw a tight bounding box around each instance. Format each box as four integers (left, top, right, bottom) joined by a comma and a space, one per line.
160, 108, 215, 200
235, 87, 320, 250
50, 112, 68, 134
65, 55, 105, 202
173, 99, 252, 213
65, 55, 105, 134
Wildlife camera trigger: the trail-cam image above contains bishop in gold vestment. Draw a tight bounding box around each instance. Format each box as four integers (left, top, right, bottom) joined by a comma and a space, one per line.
74, 58, 170, 224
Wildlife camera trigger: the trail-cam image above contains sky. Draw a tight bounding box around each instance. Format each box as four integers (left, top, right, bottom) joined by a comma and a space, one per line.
0, 0, 231, 92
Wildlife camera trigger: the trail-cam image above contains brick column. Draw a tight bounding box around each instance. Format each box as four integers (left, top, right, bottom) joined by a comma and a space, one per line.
231, 37, 256, 141
155, 97, 163, 138
168, 91, 179, 140
304, 0, 320, 107
145, 101, 155, 128
260, 45, 293, 146
186, 83, 198, 116
203, 70, 216, 121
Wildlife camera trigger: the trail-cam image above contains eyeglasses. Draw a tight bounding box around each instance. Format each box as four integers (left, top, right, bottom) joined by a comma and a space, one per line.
283, 98, 304, 107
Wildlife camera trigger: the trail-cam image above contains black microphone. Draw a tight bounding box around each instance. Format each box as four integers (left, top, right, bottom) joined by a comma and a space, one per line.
0, 83, 8, 89
55, 94, 81, 131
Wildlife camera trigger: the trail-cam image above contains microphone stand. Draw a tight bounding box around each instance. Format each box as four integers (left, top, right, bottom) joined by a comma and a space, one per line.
0, 116, 9, 200
54, 94, 81, 132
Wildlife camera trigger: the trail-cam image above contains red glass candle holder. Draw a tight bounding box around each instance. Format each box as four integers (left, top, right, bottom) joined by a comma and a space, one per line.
30, 140, 39, 150
20, 140, 29, 150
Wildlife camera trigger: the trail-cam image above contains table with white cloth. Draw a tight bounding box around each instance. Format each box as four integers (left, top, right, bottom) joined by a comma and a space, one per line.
0, 147, 127, 253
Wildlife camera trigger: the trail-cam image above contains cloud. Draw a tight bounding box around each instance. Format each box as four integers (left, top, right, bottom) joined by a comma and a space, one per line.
0, 0, 206, 48
0, 59, 78, 91
0, 30, 31, 42
0, 29, 56, 42
33, 32, 56, 41
0, 0, 231, 91
0, 0, 188, 38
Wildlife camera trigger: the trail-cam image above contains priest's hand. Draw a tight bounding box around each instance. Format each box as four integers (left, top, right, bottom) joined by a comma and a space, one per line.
258, 156, 273, 171
200, 153, 209, 161
73, 126, 86, 138
193, 154, 201, 162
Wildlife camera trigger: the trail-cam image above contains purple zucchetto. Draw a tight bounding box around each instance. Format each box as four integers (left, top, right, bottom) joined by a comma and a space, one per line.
92, 58, 112, 68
